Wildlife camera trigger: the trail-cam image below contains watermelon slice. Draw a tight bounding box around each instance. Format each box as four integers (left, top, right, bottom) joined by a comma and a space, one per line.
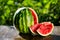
37, 22, 54, 36
30, 22, 54, 36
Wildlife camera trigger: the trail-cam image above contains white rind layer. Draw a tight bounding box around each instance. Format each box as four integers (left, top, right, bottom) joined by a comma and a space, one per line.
30, 27, 37, 35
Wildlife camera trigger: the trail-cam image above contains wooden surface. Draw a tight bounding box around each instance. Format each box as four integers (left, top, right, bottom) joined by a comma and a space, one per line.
15, 26, 60, 40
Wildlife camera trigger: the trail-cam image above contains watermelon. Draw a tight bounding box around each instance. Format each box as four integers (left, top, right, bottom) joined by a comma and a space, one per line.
30, 22, 54, 36
37, 22, 54, 36
15, 7, 54, 36
18, 8, 38, 34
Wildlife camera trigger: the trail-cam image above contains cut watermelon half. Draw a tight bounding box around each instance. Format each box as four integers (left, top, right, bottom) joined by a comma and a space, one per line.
37, 22, 54, 36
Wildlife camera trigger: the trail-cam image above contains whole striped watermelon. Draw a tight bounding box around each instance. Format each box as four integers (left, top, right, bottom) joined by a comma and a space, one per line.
15, 8, 38, 34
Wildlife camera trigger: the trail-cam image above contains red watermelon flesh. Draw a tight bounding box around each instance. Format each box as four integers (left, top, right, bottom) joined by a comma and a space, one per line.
30, 24, 41, 34
37, 22, 54, 36
28, 8, 39, 35
29, 8, 54, 36
29, 8, 38, 25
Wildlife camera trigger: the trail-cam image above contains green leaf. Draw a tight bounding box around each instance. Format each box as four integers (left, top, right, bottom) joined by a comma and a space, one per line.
43, 0, 50, 4
7, 0, 14, 5
35, 2, 42, 7
4, 8, 10, 17
44, 1, 51, 9
51, 0, 58, 4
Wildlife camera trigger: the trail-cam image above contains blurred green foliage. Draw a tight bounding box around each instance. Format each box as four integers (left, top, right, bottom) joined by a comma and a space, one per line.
0, 0, 60, 26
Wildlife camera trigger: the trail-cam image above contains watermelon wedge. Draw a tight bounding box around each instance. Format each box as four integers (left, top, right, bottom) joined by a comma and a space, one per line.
37, 22, 54, 36
30, 22, 54, 36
